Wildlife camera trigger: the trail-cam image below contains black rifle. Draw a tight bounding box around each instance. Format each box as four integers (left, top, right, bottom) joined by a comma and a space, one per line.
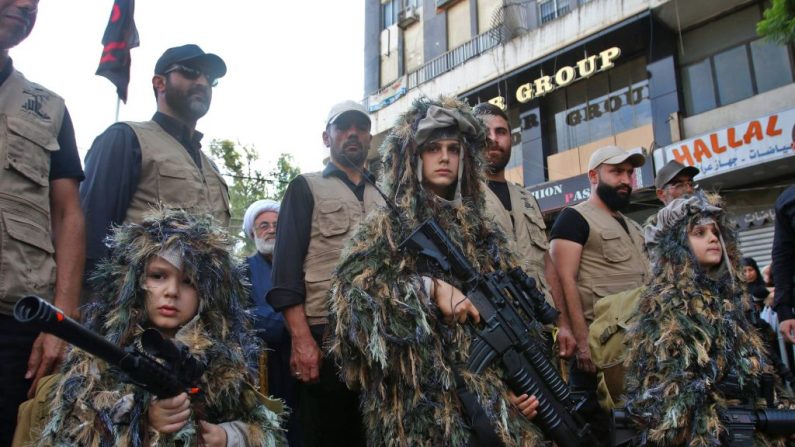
400, 218, 600, 447
14, 295, 206, 398
611, 375, 795, 446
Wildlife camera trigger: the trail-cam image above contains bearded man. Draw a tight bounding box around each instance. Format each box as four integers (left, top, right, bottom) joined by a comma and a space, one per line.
548, 146, 649, 428
80, 44, 230, 298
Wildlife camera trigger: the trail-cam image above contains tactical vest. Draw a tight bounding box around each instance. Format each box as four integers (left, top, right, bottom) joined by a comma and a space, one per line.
303, 172, 384, 324
483, 182, 554, 307
0, 70, 64, 314
123, 121, 230, 227
572, 201, 648, 323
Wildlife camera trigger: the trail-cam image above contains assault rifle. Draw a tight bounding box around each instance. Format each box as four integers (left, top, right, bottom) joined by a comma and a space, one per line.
400, 218, 601, 447
610, 374, 795, 446
14, 295, 206, 398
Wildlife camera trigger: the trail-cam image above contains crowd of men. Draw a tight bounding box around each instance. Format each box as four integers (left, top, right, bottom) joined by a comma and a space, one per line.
3, 1, 795, 446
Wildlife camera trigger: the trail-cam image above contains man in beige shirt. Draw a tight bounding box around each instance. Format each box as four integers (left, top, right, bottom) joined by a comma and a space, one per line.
474, 103, 575, 359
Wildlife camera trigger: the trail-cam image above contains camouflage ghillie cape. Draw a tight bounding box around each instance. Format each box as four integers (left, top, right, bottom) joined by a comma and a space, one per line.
622, 195, 784, 446
37, 211, 286, 446
328, 97, 544, 446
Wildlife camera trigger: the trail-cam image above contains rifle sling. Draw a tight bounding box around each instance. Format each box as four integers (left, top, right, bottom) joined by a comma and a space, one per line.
453, 369, 506, 447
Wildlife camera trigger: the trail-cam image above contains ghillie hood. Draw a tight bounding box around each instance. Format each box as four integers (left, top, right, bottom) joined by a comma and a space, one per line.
622, 194, 781, 446
40, 210, 285, 447
328, 97, 543, 446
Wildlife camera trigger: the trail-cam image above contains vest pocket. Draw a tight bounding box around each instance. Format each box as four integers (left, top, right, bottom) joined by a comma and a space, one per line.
0, 211, 56, 304
523, 209, 549, 250
600, 230, 631, 263
317, 201, 350, 237
4, 116, 57, 187
156, 163, 201, 209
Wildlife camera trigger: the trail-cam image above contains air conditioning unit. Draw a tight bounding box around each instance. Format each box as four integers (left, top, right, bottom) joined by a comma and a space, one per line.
397, 5, 419, 28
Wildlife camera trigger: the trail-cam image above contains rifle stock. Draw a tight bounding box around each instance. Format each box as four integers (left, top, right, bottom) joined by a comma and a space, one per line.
14, 295, 204, 399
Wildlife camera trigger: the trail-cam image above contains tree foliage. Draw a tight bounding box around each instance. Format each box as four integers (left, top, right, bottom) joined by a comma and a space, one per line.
758, 0, 795, 44
208, 139, 300, 253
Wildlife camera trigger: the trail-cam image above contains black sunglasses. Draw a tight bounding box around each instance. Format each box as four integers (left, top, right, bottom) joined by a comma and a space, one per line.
164, 64, 218, 87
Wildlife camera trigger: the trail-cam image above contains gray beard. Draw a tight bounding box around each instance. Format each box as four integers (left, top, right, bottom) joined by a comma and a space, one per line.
255, 237, 275, 255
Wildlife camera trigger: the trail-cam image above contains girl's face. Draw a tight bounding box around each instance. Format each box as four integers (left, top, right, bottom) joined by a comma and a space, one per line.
144, 256, 199, 338
688, 222, 723, 268
743, 265, 758, 283
421, 138, 461, 199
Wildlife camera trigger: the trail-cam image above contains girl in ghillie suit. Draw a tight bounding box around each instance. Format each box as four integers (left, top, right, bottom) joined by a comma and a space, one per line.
37, 210, 286, 447
328, 96, 544, 447
622, 194, 787, 446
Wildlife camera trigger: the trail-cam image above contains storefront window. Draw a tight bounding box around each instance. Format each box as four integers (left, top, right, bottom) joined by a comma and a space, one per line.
546, 57, 652, 153
751, 39, 794, 93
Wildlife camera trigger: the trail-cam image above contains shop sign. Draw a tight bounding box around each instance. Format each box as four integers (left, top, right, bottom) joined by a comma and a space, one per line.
368, 75, 407, 113
734, 208, 775, 230
527, 174, 591, 212
515, 47, 621, 103
656, 108, 795, 178
565, 85, 646, 126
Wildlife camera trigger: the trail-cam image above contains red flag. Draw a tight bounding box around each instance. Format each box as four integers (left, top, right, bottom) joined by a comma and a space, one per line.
96, 0, 139, 103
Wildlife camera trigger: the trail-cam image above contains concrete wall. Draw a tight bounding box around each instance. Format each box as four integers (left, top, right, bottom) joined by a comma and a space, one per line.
369, 0, 669, 135
364, 0, 381, 96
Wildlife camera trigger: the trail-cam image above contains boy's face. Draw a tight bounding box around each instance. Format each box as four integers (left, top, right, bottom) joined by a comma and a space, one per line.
421, 138, 461, 199
688, 222, 723, 268
144, 256, 199, 337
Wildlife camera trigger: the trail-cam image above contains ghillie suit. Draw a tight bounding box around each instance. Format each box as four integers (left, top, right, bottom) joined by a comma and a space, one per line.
328, 96, 544, 447
37, 210, 286, 447
622, 194, 786, 446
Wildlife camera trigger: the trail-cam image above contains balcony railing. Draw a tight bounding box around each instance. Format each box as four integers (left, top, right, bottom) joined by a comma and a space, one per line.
366, 28, 502, 110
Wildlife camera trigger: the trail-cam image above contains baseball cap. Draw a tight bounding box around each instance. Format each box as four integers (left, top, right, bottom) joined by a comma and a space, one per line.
654, 160, 700, 189
155, 44, 227, 79
588, 145, 646, 170
326, 100, 370, 127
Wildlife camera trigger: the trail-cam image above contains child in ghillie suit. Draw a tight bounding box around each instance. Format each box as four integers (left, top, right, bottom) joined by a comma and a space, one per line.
328, 97, 544, 447
622, 194, 789, 446
34, 210, 286, 446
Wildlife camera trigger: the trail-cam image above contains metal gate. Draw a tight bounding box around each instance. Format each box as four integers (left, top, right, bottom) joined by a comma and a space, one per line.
737, 223, 776, 268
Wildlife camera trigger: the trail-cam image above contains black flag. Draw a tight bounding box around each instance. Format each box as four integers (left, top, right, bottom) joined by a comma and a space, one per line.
96, 0, 139, 103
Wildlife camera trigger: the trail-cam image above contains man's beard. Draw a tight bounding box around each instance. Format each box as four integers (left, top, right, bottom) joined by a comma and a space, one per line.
165, 80, 210, 121
255, 237, 275, 255
333, 140, 367, 168
596, 180, 632, 211
485, 143, 510, 174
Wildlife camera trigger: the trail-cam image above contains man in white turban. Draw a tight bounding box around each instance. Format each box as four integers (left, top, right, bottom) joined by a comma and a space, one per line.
243, 199, 301, 446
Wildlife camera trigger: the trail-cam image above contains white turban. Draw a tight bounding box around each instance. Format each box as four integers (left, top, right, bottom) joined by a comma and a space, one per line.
242, 199, 280, 239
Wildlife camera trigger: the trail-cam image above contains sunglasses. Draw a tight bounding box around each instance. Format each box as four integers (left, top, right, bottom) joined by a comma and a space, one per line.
164, 64, 218, 87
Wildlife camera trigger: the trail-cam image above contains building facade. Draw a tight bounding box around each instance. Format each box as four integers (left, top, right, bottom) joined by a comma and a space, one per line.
363, 0, 795, 266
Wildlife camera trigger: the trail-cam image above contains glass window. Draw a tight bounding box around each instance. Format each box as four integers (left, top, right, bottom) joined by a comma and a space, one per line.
681, 59, 716, 115
538, 0, 570, 24
713, 45, 754, 106
751, 38, 794, 93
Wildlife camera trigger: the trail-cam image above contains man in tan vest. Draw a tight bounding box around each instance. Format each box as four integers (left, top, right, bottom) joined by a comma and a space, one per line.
473, 103, 575, 359
0, 0, 85, 443
80, 44, 230, 293
267, 100, 382, 446
549, 146, 649, 424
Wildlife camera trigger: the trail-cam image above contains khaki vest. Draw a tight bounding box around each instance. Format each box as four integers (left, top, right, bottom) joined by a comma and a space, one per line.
0, 70, 64, 314
572, 201, 649, 323
123, 121, 230, 227
302, 172, 384, 324
483, 182, 553, 307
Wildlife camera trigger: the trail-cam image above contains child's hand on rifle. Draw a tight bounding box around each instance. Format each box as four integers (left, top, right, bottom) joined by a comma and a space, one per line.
198, 420, 227, 447
149, 392, 191, 433
426, 277, 480, 325
507, 391, 539, 421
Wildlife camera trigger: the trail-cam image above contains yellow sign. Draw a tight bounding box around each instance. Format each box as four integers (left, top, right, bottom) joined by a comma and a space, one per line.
515, 47, 621, 103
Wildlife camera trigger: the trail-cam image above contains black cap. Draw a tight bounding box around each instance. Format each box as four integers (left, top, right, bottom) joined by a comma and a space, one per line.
654, 160, 700, 189
154, 44, 227, 79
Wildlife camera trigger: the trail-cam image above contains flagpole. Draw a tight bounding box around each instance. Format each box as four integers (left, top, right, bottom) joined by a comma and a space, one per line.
114, 97, 121, 122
